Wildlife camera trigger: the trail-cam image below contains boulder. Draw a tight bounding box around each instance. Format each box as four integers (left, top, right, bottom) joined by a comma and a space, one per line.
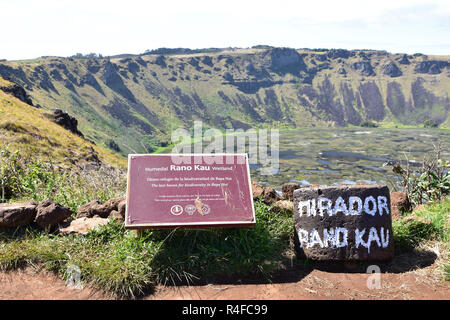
76, 196, 126, 219
281, 182, 300, 201
102, 196, 126, 213
43, 109, 84, 137
263, 186, 281, 204
0, 83, 33, 106
390, 192, 410, 220
34, 200, 73, 229
76, 200, 108, 218
59, 216, 109, 235
0, 201, 37, 227
108, 210, 124, 222
117, 199, 126, 218
293, 185, 394, 261
269, 200, 294, 213
251, 181, 264, 199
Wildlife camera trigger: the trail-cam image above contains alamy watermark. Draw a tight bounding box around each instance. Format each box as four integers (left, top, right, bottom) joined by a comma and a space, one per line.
65, 264, 83, 290
170, 121, 279, 175
366, 264, 381, 289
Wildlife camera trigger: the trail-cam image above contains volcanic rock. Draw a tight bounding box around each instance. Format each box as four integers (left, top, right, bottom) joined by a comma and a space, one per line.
281, 182, 300, 201
0, 201, 37, 227
390, 192, 410, 220
59, 216, 109, 235
34, 200, 73, 229
293, 185, 394, 261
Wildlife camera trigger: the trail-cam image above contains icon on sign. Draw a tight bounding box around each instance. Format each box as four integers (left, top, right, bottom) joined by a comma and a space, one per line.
200, 204, 211, 215
185, 204, 196, 215
170, 205, 183, 216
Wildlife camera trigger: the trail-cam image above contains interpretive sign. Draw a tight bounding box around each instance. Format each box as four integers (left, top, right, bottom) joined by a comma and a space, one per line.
125, 154, 255, 229
293, 185, 394, 261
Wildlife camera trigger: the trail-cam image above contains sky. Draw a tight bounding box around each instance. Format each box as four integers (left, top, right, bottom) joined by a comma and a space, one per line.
1, 0, 449, 60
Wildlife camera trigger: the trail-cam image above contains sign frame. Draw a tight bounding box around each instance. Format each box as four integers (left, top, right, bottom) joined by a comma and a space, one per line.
124, 153, 256, 229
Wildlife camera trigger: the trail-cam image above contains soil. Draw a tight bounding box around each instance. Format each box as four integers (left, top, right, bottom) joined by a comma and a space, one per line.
1, 260, 448, 300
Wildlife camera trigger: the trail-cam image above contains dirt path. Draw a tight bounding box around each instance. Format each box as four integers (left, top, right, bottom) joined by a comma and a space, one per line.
148, 270, 449, 300
0, 268, 109, 300
1, 264, 448, 300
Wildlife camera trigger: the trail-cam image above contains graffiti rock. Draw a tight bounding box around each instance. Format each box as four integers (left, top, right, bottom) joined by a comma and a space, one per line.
293, 185, 394, 261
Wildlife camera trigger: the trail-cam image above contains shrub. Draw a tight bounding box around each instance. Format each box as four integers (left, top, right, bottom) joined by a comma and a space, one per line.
360, 121, 378, 128
384, 143, 449, 207
423, 119, 438, 128
0, 145, 126, 211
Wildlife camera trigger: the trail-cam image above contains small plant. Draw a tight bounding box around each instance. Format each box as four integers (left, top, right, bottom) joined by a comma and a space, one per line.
360, 121, 378, 128
0, 144, 126, 210
0, 145, 25, 202
384, 143, 449, 208
423, 119, 438, 128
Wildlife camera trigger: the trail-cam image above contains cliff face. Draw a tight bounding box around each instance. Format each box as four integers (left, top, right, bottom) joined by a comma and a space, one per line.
0, 47, 449, 154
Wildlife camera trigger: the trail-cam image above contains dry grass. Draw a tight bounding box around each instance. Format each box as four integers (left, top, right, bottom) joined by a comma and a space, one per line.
0, 90, 126, 168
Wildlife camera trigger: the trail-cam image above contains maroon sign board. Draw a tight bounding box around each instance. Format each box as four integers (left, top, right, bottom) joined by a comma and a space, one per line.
125, 154, 256, 229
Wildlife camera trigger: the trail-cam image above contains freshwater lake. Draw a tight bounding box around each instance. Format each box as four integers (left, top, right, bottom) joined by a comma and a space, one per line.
169, 128, 449, 191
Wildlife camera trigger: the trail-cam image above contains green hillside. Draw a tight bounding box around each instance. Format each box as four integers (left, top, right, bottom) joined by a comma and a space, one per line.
0, 77, 126, 168
1, 47, 449, 155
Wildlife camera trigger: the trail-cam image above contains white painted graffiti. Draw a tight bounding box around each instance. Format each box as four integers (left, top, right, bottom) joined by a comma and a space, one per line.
297, 226, 390, 254
297, 195, 389, 217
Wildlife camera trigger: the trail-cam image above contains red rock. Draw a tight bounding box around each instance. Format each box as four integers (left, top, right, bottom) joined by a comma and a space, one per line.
281, 183, 300, 201
252, 181, 264, 199
390, 192, 410, 220
59, 217, 109, 235
35, 200, 73, 229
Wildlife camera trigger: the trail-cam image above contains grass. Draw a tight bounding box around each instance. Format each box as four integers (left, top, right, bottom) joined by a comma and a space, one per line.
0, 199, 294, 298
0, 194, 448, 298
0, 89, 126, 168
392, 197, 449, 280
393, 198, 449, 249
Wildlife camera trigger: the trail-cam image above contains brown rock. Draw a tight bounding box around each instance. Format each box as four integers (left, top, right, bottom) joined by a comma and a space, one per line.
0, 201, 37, 227
108, 210, 124, 222
293, 185, 394, 262
263, 187, 281, 204
117, 200, 126, 217
59, 217, 109, 235
281, 182, 300, 201
76, 197, 126, 219
76, 200, 108, 218
269, 200, 294, 213
103, 196, 126, 213
390, 192, 410, 220
251, 181, 264, 199
35, 200, 73, 229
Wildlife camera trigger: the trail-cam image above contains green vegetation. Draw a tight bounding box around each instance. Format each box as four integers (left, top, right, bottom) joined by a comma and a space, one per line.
392, 198, 449, 280
0, 145, 126, 212
385, 144, 449, 208
424, 119, 439, 128
0, 199, 294, 298
393, 198, 449, 249
1, 48, 449, 156
360, 120, 379, 128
